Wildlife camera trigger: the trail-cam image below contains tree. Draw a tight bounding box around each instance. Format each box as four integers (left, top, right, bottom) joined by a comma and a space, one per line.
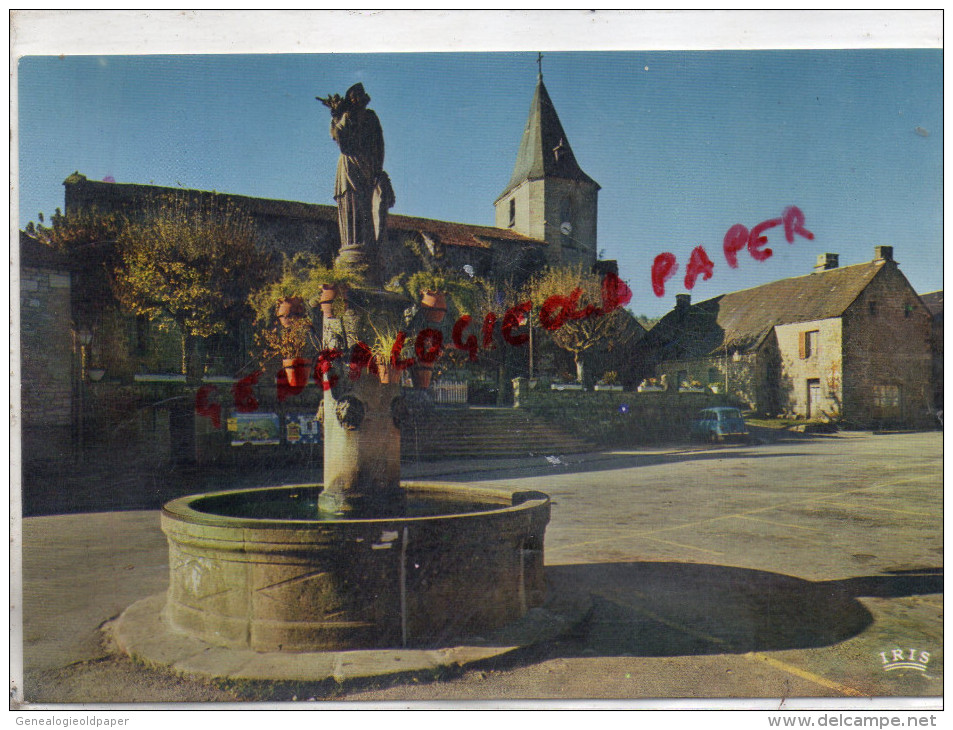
27, 207, 127, 331
113, 194, 270, 381
526, 264, 640, 385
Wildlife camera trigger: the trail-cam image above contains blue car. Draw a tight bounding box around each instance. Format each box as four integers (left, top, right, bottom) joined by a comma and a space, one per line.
690, 407, 750, 443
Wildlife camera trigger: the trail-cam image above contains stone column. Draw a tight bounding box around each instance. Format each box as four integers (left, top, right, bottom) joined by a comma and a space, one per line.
317, 292, 408, 516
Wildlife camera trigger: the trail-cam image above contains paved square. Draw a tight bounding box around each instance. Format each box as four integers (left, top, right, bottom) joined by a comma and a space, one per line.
18, 432, 942, 703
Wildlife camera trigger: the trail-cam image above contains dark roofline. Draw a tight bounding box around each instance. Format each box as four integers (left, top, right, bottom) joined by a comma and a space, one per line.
64, 174, 548, 249
19, 230, 69, 270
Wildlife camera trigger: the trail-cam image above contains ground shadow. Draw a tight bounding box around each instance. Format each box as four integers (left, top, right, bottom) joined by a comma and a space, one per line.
22, 446, 814, 516
410, 448, 819, 484
497, 562, 942, 660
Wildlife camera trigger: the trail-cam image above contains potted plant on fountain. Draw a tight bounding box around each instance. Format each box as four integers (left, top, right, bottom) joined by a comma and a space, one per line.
259, 316, 315, 387
368, 325, 412, 384
389, 269, 485, 324
303, 260, 367, 319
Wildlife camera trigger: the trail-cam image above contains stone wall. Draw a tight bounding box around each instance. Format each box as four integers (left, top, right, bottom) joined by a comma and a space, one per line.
65, 175, 340, 262
494, 178, 597, 270
841, 264, 933, 426
656, 349, 769, 413
20, 265, 73, 427
775, 317, 843, 418
20, 264, 74, 463
514, 380, 722, 446
542, 178, 598, 269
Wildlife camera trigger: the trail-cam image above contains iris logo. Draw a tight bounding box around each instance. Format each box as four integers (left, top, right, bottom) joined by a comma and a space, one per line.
879, 648, 931, 672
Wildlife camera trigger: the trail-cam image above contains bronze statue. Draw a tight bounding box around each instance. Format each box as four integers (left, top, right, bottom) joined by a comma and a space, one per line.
318, 83, 395, 283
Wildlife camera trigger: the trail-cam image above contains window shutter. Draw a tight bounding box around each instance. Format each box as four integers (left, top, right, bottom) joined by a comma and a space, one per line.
798, 331, 807, 359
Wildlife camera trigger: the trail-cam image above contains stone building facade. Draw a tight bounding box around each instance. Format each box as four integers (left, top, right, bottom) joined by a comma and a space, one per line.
642, 247, 933, 427
19, 232, 74, 460
920, 290, 943, 412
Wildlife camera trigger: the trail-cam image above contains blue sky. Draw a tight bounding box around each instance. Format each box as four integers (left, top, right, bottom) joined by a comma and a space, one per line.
17, 49, 941, 317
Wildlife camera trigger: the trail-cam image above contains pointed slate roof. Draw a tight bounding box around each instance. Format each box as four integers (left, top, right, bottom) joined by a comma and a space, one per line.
646, 259, 890, 360
497, 77, 599, 201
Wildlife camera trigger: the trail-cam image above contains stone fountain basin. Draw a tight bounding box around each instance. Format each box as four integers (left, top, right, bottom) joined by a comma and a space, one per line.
161, 482, 550, 652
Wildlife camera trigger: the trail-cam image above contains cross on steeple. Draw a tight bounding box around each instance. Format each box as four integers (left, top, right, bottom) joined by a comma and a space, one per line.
537, 51, 544, 79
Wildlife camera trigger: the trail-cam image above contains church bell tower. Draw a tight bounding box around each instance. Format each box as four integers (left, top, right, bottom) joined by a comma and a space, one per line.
494, 62, 600, 268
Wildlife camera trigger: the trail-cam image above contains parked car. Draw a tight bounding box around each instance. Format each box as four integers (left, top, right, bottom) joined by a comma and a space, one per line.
690, 407, 749, 443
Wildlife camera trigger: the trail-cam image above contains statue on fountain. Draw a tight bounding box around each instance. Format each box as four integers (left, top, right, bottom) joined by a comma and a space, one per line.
319, 83, 395, 285
316, 83, 406, 514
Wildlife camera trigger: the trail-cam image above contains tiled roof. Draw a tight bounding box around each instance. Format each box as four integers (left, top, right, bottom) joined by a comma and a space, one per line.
64, 175, 546, 250
647, 260, 888, 359
388, 213, 544, 249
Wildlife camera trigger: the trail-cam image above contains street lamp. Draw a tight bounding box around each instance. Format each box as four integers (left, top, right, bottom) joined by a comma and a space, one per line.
78, 329, 92, 381
76, 329, 93, 461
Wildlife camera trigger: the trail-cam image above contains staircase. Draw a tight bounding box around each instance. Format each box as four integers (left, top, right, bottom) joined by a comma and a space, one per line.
400, 406, 596, 461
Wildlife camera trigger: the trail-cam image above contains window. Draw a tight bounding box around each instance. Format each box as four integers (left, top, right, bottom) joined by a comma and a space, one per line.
508, 198, 516, 227
559, 197, 573, 227
707, 367, 720, 384
869, 300, 878, 316
904, 303, 913, 318
873, 384, 901, 409
799, 330, 819, 359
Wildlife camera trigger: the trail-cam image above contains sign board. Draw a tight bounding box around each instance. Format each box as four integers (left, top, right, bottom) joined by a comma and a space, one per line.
228, 412, 280, 446
285, 412, 322, 445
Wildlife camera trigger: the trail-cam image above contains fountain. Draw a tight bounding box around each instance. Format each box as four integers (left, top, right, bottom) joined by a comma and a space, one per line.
148, 83, 553, 654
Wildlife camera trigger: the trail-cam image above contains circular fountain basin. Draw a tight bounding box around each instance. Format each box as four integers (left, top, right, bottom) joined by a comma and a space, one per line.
161, 482, 550, 652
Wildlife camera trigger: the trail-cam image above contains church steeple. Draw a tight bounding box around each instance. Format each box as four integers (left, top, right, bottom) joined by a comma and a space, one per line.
497, 77, 599, 201
495, 72, 600, 268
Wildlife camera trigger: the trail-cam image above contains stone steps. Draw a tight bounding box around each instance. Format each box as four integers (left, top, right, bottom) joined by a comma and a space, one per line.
400, 407, 595, 461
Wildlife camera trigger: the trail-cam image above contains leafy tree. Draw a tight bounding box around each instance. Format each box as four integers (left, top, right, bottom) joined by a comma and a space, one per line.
526, 264, 640, 385
113, 194, 270, 381
26, 207, 127, 330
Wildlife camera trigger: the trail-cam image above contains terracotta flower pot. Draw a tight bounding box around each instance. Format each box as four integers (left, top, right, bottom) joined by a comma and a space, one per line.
420, 290, 448, 323
376, 359, 400, 384
412, 362, 434, 390
283, 358, 311, 388
319, 285, 337, 318
276, 297, 306, 323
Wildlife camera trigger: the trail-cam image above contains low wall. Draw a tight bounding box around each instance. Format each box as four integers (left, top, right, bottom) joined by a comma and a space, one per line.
513, 379, 732, 446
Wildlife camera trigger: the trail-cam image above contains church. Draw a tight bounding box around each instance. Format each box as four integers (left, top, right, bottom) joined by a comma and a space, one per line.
20, 72, 637, 463
62, 72, 606, 286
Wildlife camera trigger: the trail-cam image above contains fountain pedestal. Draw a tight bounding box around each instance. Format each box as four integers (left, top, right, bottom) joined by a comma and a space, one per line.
318, 377, 404, 515
316, 289, 410, 515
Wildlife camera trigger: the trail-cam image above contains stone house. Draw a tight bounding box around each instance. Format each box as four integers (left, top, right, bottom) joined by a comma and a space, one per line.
641, 247, 933, 427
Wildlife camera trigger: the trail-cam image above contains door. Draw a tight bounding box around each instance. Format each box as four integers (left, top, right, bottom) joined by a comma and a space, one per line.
807, 379, 821, 418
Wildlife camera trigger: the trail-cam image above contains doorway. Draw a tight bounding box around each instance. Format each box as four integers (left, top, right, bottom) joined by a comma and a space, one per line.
807, 378, 821, 418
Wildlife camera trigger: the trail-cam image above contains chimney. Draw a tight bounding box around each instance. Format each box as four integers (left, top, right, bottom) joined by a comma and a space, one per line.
874, 246, 894, 262
675, 293, 691, 313
813, 253, 839, 273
